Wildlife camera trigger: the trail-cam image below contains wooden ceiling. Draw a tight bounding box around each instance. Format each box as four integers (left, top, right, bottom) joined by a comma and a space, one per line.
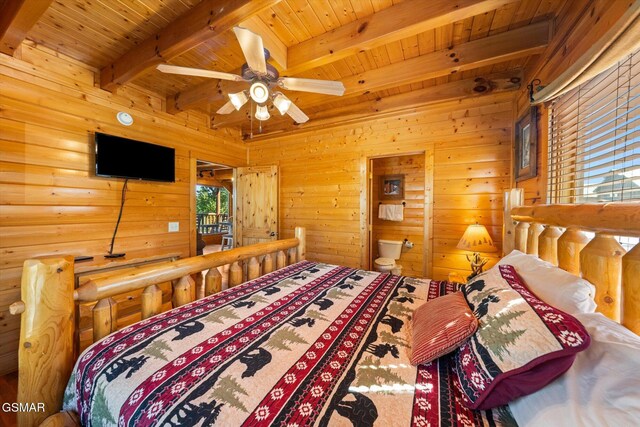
1, 0, 571, 138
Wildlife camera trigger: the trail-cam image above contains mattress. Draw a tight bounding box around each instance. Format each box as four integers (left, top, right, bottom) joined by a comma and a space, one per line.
63, 261, 516, 426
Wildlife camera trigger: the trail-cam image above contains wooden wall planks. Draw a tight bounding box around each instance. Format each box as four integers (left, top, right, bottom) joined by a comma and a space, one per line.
248, 92, 512, 281
0, 43, 246, 375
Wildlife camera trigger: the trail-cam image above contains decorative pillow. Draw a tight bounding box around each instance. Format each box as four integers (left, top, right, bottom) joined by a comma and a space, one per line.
410, 291, 478, 365
453, 265, 591, 410
497, 250, 597, 315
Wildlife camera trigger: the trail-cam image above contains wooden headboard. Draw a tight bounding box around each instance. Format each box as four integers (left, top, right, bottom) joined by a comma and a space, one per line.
503, 190, 640, 335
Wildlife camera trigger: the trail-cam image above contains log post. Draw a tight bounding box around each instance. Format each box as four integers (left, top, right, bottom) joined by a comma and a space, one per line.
93, 298, 118, 342
557, 228, 590, 275
172, 275, 194, 307
503, 189, 523, 255
276, 250, 286, 269
205, 267, 222, 296
262, 253, 274, 274
295, 226, 306, 260
538, 226, 563, 265
40, 410, 81, 427
514, 222, 530, 253
229, 262, 243, 287
622, 243, 640, 335
248, 257, 260, 280
526, 223, 545, 256
288, 247, 297, 265
193, 272, 204, 300
141, 284, 162, 319
580, 234, 625, 322
15, 257, 75, 427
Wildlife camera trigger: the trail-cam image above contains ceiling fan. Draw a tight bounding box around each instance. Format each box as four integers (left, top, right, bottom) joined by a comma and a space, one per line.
156, 26, 345, 125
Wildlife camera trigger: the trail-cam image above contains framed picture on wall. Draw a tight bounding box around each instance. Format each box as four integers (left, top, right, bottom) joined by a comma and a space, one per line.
379, 174, 404, 200
514, 106, 538, 182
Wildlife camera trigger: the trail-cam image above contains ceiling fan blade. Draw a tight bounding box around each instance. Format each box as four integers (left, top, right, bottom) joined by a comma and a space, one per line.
233, 27, 267, 74
156, 64, 244, 81
278, 77, 345, 96
216, 101, 236, 115
286, 101, 309, 124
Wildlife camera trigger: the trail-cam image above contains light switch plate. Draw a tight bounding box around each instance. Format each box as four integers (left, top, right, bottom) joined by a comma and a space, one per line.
168, 222, 179, 232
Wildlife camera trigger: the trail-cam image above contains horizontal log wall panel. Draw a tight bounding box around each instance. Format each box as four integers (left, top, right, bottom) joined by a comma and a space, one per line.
0, 44, 246, 374
249, 93, 513, 280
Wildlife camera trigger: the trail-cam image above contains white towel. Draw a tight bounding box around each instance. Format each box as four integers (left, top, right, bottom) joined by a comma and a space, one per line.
378, 204, 404, 221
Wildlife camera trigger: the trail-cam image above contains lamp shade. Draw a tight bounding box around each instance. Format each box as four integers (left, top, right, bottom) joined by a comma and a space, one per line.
457, 224, 497, 252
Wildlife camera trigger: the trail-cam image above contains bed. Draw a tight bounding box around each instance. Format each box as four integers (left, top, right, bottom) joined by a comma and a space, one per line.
9, 198, 640, 426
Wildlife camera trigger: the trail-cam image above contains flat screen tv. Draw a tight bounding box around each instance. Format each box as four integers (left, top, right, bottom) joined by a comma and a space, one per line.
95, 132, 175, 182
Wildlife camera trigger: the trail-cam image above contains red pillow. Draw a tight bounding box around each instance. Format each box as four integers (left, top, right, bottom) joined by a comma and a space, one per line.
410, 291, 478, 365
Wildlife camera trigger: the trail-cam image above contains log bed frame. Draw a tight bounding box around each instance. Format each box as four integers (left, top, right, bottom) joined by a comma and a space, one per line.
8, 195, 640, 426
9, 227, 306, 426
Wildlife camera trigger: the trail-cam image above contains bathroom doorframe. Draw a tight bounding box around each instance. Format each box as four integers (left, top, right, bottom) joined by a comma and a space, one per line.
363, 150, 432, 277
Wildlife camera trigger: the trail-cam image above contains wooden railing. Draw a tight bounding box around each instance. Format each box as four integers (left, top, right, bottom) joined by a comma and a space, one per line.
9, 227, 306, 427
196, 213, 230, 234
503, 192, 640, 335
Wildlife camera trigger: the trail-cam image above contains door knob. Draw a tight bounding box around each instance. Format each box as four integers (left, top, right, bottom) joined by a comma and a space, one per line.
269, 231, 277, 237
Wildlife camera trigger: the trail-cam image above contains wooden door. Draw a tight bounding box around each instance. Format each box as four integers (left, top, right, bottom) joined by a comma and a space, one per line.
235, 166, 278, 247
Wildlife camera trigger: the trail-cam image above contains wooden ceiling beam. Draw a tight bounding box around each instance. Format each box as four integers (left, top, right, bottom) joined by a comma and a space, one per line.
237, 71, 522, 136
285, 0, 521, 75
99, 0, 281, 92
0, 0, 53, 55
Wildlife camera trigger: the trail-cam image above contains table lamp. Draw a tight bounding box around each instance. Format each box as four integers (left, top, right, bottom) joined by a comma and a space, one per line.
456, 223, 497, 280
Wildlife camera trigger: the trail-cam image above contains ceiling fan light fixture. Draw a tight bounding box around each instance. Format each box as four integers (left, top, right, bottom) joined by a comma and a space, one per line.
229, 91, 248, 110
273, 92, 292, 115
249, 81, 269, 104
255, 104, 270, 121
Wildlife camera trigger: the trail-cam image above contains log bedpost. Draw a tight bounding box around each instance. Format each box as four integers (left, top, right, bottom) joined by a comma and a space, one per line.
526, 223, 545, 256
205, 267, 222, 296
229, 262, 242, 287
93, 298, 118, 342
173, 275, 194, 307
141, 284, 163, 319
276, 250, 286, 269
248, 257, 260, 280
622, 244, 640, 335
538, 226, 563, 265
514, 222, 530, 253
557, 228, 591, 275
263, 253, 274, 274
580, 234, 625, 322
15, 257, 76, 427
503, 189, 523, 255
295, 226, 306, 260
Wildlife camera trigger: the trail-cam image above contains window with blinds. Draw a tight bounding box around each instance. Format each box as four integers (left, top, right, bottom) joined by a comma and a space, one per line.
547, 48, 639, 204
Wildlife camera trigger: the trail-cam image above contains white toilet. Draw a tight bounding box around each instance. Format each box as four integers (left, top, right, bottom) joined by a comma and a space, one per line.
374, 239, 403, 274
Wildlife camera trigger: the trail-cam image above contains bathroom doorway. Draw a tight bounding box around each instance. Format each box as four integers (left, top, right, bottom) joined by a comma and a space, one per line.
368, 153, 427, 278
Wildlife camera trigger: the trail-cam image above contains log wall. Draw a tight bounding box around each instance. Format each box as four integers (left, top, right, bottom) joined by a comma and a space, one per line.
0, 42, 246, 374
248, 92, 512, 281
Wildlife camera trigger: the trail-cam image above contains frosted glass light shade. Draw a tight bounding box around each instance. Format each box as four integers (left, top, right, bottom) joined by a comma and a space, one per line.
228, 91, 248, 110
457, 224, 497, 252
249, 81, 269, 103
273, 92, 292, 115
255, 104, 270, 121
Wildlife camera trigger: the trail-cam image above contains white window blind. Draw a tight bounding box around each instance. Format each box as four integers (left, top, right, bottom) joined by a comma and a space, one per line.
547, 48, 640, 203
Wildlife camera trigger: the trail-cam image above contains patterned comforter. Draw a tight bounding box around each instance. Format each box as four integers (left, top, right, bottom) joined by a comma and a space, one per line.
64, 261, 516, 426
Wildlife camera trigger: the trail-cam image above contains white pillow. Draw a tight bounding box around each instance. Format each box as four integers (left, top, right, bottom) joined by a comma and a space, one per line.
509, 312, 640, 426
496, 250, 596, 314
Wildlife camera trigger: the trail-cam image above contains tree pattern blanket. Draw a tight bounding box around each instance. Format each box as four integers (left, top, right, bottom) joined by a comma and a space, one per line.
63, 261, 516, 426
